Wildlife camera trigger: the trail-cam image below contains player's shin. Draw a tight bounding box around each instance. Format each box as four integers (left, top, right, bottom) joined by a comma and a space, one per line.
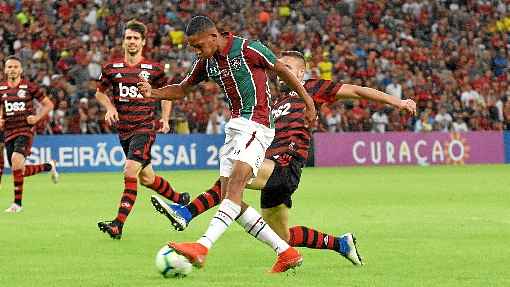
236, 206, 290, 255
196, 198, 241, 249
187, 179, 222, 219
24, 163, 52, 177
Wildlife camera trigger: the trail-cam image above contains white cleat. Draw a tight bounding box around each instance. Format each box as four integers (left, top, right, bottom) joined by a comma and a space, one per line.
338, 233, 363, 266
50, 160, 59, 184
4, 203, 23, 213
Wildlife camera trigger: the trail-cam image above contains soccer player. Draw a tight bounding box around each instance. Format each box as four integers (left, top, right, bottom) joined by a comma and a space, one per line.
150, 51, 416, 265
95, 20, 190, 239
0, 56, 59, 213
138, 16, 316, 272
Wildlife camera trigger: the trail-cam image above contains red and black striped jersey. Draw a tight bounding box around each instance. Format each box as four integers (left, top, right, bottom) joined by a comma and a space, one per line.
305, 79, 342, 106
265, 79, 342, 165
97, 58, 167, 139
0, 79, 45, 142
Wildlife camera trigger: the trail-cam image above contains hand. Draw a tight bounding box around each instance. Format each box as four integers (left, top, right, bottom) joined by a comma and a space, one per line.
27, 115, 39, 125
0, 118, 4, 129
304, 104, 317, 128
137, 77, 152, 98
105, 107, 119, 126
399, 99, 417, 115
158, 118, 170, 133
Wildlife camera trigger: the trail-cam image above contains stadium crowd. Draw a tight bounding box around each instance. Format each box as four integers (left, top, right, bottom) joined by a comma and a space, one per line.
0, 0, 509, 134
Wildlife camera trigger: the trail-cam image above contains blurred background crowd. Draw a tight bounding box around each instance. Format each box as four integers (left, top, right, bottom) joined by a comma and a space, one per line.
1, 0, 509, 134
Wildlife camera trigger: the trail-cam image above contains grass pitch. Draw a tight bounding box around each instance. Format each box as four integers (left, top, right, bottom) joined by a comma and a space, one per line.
0, 165, 509, 287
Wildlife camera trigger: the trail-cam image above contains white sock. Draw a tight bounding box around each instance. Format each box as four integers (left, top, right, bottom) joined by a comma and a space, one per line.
197, 199, 241, 249
236, 206, 290, 255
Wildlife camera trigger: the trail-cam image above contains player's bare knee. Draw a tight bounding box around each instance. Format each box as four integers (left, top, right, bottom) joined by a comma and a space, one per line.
11, 153, 25, 170
123, 161, 139, 178
139, 173, 154, 186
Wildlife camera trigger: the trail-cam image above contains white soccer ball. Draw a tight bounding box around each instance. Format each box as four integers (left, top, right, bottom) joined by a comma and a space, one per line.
155, 245, 193, 278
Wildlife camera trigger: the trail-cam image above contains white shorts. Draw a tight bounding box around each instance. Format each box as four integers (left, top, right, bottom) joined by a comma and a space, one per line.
219, 117, 275, 180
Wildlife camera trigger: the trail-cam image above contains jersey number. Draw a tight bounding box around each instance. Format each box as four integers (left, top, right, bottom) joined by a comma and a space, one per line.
272, 103, 291, 119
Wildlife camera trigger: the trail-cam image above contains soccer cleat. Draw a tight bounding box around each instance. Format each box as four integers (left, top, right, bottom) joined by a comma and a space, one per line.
168, 242, 208, 268
178, 192, 191, 205
151, 195, 192, 231
50, 160, 59, 184
337, 233, 363, 266
97, 220, 123, 240
270, 247, 303, 273
4, 203, 22, 213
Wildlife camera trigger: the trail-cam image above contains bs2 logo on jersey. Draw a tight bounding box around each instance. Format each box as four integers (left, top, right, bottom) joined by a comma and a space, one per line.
118, 83, 143, 101
4, 100, 26, 115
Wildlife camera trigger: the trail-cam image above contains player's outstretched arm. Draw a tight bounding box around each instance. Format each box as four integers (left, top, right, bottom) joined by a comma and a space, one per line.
274, 60, 316, 124
337, 84, 416, 115
138, 80, 189, 101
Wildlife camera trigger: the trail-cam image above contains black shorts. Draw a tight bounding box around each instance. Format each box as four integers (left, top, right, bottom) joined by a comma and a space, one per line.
260, 158, 304, 209
120, 133, 155, 167
5, 135, 33, 166
0, 131, 4, 143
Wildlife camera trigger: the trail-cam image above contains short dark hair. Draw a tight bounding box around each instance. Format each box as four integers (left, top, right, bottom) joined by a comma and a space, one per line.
124, 19, 147, 39
185, 15, 215, 36
281, 51, 305, 65
4, 55, 22, 64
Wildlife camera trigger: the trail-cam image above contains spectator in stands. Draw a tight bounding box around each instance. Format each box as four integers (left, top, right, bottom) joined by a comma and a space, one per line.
206, 105, 227, 135
434, 106, 453, 132
0, 0, 508, 134
371, 108, 388, 133
452, 116, 469, 132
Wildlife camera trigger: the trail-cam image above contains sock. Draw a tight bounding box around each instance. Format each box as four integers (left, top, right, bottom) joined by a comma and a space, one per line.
24, 163, 52, 177
187, 179, 222, 219
13, 169, 24, 206
144, 175, 185, 203
236, 206, 290, 255
114, 176, 138, 226
197, 199, 241, 249
289, 226, 340, 251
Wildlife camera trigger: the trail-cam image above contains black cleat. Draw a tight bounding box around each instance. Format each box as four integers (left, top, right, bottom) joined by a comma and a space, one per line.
178, 192, 191, 205
97, 220, 123, 240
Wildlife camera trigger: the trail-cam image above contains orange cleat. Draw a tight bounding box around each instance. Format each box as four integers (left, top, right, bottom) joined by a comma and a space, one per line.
270, 247, 303, 273
168, 242, 209, 268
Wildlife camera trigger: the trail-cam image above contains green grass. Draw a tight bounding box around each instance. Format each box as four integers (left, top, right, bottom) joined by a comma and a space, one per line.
0, 165, 509, 287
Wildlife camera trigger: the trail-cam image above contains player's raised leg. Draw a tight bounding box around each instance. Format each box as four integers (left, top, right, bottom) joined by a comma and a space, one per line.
24, 160, 59, 183
140, 164, 190, 205
151, 178, 221, 230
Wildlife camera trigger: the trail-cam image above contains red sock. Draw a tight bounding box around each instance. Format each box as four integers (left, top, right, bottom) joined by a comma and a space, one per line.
289, 226, 340, 251
145, 175, 184, 203
114, 177, 138, 226
187, 179, 222, 219
13, 169, 24, 206
24, 163, 52, 177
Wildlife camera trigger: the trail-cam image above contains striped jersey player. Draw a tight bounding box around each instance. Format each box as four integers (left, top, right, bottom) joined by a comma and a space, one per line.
95, 20, 189, 240
141, 16, 316, 273
0, 56, 58, 213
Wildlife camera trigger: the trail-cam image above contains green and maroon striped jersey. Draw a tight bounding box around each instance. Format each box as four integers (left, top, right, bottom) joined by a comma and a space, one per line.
181, 32, 276, 128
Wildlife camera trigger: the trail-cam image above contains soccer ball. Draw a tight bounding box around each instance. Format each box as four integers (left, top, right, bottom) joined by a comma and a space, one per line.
155, 245, 193, 278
